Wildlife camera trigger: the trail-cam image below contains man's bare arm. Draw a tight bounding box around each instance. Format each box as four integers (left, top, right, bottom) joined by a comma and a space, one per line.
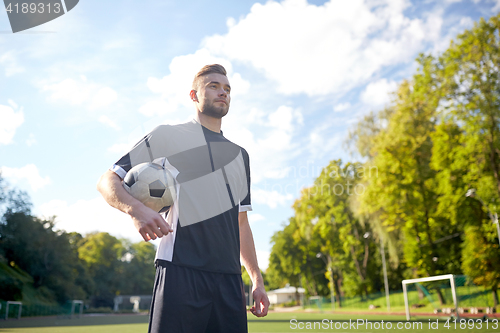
96, 170, 172, 241
239, 211, 269, 317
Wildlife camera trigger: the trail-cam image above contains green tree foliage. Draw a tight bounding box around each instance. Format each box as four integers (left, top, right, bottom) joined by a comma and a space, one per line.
77, 232, 126, 307
0, 272, 23, 301
358, 64, 463, 277
440, 16, 500, 201
268, 161, 384, 304
462, 224, 500, 306
302, 160, 381, 299
0, 207, 91, 303
76, 232, 158, 306
122, 241, 156, 295
268, 215, 329, 298
437, 15, 500, 301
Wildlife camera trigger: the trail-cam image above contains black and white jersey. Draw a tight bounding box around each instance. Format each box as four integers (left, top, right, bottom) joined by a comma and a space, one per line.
111, 119, 252, 274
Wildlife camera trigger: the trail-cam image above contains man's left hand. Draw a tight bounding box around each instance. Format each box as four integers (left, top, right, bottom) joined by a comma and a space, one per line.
249, 285, 269, 317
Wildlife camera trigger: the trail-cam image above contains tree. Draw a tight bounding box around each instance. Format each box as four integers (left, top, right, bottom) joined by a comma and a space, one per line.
78, 232, 126, 307
267, 214, 329, 298
305, 160, 382, 299
354, 54, 470, 282
0, 210, 91, 303
461, 223, 500, 307
122, 241, 156, 295
267, 218, 308, 292
437, 14, 500, 304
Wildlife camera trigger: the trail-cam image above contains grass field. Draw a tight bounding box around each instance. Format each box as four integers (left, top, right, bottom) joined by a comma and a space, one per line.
0, 312, 499, 333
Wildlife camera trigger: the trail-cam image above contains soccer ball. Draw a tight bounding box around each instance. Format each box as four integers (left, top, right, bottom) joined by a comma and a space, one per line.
123, 162, 176, 213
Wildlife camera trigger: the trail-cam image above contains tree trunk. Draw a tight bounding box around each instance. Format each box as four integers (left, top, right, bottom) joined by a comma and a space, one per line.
493, 287, 499, 308
363, 284, 370, 302
435, 288, 445, 305
333, 271, 343, 308
418, 287, 425, 300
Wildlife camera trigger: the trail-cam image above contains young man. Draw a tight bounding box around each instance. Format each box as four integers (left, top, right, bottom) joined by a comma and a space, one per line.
97, 64, 269, 332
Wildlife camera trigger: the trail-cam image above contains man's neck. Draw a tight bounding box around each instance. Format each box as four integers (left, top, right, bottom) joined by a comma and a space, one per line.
195, 112, 222, 133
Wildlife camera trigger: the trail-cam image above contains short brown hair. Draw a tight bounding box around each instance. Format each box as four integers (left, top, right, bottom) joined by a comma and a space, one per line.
192, 64, 227, 90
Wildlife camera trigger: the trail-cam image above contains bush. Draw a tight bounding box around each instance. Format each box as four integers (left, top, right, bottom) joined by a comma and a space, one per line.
0, 275, 23, 301
282, 300, 297, 307
84, 307, 113, 314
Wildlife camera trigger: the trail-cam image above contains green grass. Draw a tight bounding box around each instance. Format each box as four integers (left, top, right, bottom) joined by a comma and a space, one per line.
0, 312, 499, 333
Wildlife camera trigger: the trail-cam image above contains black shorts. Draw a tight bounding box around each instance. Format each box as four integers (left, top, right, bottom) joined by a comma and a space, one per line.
148, 260, 248, 333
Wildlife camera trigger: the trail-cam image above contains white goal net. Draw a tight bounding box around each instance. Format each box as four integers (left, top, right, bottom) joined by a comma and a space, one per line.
403, 274, 494, 321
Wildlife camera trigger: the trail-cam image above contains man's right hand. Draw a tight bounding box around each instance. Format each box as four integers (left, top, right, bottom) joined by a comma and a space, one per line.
130, 204, 173, 241
97, 169, 173, 242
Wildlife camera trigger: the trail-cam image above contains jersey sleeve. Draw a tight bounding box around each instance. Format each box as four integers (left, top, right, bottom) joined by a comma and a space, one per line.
239, 148, 252, 212
110, 125, 167, 179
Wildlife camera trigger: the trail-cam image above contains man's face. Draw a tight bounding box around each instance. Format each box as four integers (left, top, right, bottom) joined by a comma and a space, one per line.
194, 73, 231, 119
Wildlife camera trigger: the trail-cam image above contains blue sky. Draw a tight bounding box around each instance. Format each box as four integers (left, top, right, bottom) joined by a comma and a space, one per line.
1, 0, 498, 270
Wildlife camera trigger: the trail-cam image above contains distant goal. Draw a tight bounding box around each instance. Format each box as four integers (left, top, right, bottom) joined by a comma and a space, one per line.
403, 274, 494, 321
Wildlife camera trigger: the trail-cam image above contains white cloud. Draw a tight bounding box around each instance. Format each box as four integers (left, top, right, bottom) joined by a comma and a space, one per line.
138, 99, 173, 117
242, 249, 269, 271
26, 133, 37, 146
252, 188, 294, 209
0, 51, 25, 76
469, 0, 500, 10
99, 115, 120, 130
142, 48, 249, 117
43, 76, 118, 110
108, 142, 133, 155
39, 197, 142, 241
459, 17, 474, 28
334, 102, 351, 112
1, 164, 50, 191
256, 250, 270, 271
224, 105, 303, 184
90, 87, 118, 110
248, 213, 265, 224
493, 0, 500, 12
102, 37, 139, 51
307, 126, 343, 160
268, 105, 303, 132
45, 77, 89, 105
204, 0, 443, 96
8, 99, 18, 109
0, 104, 24, 145
245, 107, 266, 124
361, 78, 398, 107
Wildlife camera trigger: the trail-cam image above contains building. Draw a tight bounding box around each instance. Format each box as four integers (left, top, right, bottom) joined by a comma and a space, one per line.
267, 285, 305, 305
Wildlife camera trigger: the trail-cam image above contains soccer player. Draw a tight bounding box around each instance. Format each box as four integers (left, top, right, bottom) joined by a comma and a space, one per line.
97, 64, 269, 332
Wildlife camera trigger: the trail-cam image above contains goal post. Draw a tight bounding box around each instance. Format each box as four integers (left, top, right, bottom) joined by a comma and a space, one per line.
402, 274, 458, 321
70, 300, 83, 318
5, 301, 22, 320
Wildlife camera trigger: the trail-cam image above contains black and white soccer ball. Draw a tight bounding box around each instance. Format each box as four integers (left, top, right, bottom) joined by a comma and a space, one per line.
123, 162, 176, 213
